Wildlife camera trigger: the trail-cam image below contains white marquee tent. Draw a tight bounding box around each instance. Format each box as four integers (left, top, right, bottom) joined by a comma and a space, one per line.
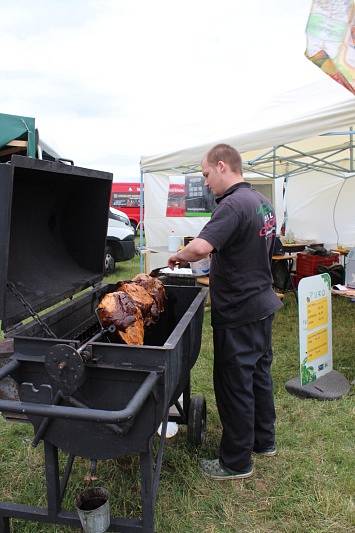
140, 77, 355, 267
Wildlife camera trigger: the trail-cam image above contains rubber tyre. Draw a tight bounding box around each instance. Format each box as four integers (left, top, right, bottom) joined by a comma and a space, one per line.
187, 395, 207, 446
104, 247, 115, 275
130, 220, 138, 235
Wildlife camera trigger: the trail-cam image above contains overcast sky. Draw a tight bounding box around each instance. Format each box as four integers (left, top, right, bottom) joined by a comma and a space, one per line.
0, 0, 322, 180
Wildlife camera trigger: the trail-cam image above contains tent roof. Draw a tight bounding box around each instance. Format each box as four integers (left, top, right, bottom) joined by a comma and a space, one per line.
0, 112, 60, 161
140, 77, 355, 177
0, 112, 36, 157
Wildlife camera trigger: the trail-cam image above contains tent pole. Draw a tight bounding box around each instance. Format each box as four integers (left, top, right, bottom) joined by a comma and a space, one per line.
350, 127, 353, 172
283, 164, 290, 236
273, 146, 283, 235
280, 149, 290, 238
21, 118, 36, 158
139, 169, 144, 273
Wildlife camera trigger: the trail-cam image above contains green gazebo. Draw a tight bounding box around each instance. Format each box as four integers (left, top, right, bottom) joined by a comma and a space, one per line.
0, 113, 36, 160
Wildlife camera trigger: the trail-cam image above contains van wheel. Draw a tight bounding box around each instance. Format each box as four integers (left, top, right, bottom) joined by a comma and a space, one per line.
104, 247, 115, 275
130, 220, 137, 235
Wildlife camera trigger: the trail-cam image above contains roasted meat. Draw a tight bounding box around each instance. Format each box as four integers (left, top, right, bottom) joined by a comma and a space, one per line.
132, 274, 166, 322
115, 282, 154, 325
97, 291, 144, 345
98, 275, 166, 345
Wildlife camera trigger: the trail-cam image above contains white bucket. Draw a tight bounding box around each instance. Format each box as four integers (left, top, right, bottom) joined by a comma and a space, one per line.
168, 235, 183, 252
190, 257, 210, 276
157, 421, 179, 438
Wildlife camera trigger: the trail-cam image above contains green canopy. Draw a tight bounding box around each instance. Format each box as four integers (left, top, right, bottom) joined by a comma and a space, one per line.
0, 113, 36, 157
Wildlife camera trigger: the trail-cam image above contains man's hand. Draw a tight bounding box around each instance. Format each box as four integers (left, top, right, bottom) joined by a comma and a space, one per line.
168, 254, 182, 270
167, 254, 190, 270
167, 237, 213, 270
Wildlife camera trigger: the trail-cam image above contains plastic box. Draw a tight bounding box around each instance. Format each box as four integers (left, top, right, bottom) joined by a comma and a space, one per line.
291, 273, 304, 289
296, 252, 339, 277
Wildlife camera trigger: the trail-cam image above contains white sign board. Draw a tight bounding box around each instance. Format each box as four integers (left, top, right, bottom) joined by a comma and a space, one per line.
298, 273, 332, 386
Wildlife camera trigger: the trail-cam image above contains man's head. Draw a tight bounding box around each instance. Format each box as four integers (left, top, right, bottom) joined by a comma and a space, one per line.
202, 144, 243, 196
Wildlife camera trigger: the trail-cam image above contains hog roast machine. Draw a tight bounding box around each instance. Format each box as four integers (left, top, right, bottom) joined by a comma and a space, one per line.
0, 156, 208, 532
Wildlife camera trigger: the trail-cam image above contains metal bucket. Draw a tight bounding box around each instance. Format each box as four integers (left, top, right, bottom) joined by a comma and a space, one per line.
76, 487, 110, 533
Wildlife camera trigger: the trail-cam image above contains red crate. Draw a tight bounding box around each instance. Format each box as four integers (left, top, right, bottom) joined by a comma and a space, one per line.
291, 273, 304, 289
296, 252, 339, 277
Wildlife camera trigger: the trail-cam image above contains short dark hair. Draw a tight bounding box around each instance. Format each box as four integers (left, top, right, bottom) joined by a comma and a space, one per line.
206, 144, 242, 174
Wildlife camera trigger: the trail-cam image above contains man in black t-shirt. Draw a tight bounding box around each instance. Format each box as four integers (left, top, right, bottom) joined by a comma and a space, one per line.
168, 144, 282, 480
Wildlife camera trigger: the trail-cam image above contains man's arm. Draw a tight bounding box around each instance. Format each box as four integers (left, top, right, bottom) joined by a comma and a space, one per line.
168, 237, 213, 270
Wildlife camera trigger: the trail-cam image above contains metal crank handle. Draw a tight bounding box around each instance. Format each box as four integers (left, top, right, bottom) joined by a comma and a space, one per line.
0, 371, 159, 425
77, 324, 116, 354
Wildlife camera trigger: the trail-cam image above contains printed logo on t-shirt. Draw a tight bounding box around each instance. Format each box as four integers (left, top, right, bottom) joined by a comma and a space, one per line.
256, 203, 276, 238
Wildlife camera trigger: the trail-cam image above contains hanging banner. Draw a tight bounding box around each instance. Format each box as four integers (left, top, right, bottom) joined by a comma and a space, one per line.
166, 176, 186, 217
165, 174, 216, 217
298, 273, 333, 385
305, 0, 355, 95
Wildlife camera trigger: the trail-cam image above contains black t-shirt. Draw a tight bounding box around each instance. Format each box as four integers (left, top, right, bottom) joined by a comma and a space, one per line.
198, 182, 282, 328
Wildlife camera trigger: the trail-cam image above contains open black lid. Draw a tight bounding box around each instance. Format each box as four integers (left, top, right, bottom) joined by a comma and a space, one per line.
0, 155, 113, 330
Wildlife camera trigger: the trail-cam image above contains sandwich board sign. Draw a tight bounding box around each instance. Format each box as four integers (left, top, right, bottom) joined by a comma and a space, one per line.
298, 274, 332, 385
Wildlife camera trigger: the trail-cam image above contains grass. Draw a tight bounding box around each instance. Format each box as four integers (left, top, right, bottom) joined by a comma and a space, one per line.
0, 254, 354, 532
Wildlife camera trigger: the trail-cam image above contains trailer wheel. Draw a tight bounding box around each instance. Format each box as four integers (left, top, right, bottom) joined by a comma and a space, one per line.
104, 246, 115, 275
187, 395, 206, 446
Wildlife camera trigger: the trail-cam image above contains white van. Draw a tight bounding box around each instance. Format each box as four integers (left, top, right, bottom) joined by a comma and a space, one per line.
105, 207, 135, 274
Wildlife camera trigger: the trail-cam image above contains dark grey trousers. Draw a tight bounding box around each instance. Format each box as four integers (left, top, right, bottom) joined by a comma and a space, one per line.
213, 315, 276, 471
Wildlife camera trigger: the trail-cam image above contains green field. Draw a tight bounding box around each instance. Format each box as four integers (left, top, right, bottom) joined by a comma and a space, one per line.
0, 255, 354, 532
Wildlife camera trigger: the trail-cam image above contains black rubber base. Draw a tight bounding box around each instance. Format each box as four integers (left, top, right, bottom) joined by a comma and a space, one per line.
285, 370, 351, 400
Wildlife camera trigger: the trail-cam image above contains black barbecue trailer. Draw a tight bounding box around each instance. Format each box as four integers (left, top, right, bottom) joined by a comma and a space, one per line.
0, 156, 208, 532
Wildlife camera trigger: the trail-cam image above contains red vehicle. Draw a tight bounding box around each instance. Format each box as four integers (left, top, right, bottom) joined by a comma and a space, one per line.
110, 182, 186, 232
111, 182, 142, 234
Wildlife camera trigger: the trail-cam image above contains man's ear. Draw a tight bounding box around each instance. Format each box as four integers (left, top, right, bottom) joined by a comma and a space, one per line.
217, 160, 226, 173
